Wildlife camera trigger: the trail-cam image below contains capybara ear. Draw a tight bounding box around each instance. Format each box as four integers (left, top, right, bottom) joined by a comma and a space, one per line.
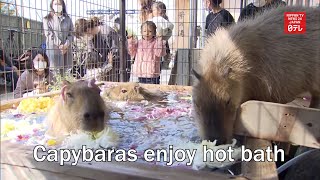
61, 80, 71, 87
134, 84, 141, 93
221, 67, 232, 79
192, 69, 202, 80
61, 85, 68, 102
88, 78, 101, 93
88, 78, 96, 88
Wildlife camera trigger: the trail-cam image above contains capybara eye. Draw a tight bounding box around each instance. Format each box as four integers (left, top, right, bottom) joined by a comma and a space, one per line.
66, 92, 73, 98
226, 98, 231, 106
121, 89, 127, 93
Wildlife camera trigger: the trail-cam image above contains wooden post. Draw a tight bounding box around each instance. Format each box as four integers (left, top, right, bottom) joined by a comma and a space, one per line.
173, 0, 190, 49
169, 0, 191, 85
241, 138, 278, 180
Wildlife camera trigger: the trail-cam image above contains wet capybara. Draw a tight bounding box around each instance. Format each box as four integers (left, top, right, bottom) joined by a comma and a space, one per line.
102, 82, 164, 101
45, 79, 111, 139
192, 6, 320, 145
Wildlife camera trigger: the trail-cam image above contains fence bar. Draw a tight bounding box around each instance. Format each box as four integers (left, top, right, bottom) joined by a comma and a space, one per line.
119, 0, 126, 82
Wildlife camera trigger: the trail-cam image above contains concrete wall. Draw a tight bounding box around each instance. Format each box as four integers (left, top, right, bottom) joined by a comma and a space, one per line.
0, 14, 43, 58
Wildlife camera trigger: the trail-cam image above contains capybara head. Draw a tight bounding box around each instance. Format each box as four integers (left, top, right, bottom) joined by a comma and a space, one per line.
61, 79, 108, 132
103, 83, 145, 101
192, 69, 240, 145
191, 28, 245, 145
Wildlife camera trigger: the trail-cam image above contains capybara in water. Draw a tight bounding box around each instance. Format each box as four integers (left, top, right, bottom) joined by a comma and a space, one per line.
102, 82, 164, 101
45, 79, 111, 139
192, 6, 320, 145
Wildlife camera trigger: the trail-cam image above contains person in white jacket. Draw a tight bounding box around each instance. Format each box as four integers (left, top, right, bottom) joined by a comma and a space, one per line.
149, 1, 174, 69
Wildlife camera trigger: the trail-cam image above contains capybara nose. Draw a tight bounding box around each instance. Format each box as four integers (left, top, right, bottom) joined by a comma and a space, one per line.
83, 111, 105, 120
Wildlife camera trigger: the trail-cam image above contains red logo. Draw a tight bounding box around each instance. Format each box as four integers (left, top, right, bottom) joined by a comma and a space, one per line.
284, 12, 306, 34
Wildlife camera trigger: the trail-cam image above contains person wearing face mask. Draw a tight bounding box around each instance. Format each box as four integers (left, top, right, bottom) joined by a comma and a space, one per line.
13, 50, 56, 98
238, 0, 267, 21
238, 0, 286, 22
43, 0, 74, 77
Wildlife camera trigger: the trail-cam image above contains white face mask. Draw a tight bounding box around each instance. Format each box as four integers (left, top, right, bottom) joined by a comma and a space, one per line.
253, 0, 266, 7
33, 60, 47, 71
53, 5, 63, 13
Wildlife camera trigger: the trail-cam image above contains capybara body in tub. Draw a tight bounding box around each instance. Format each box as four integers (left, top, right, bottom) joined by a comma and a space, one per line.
102, 82, 165, 101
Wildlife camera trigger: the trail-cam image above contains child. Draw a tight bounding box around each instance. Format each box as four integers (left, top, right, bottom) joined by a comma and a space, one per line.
128, 21, 167, 84
149, 1, 174, 69
150, 1, 174, 40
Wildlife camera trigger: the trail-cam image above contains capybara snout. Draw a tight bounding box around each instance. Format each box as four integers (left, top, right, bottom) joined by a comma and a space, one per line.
82, 109, 106, 132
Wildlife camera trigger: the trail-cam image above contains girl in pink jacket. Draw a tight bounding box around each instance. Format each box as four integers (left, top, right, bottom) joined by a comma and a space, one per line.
128, 21, 167, 84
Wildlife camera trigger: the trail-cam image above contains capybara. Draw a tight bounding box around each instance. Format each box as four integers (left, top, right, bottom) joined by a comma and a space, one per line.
192, 6, 320, 145
102, 82, 164, 101
45, 79, 111, 139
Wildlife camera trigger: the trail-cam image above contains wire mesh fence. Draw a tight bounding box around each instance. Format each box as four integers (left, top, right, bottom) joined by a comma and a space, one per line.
0, 0, 319, 100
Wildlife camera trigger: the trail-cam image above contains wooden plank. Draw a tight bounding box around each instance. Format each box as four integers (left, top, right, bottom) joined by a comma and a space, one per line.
2, 164, 85, 180
241, 138, 278, 180
1, 141, 244, 180
0, 90, 60, 111
174, 0, 190, 49
234, 100, 320, 149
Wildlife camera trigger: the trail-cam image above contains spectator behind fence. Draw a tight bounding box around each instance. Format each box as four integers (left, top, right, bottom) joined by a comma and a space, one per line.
264, 0, 286, 9
14, 50, 56, 98
0, 49, 19, 91
74, 17, 120, 82
113, 17, 132, 82
150, 1, 174, 69
43, 0, 74, 77
139, 0, 156, 23
238, 0, 267, 21
238, 0, 286, 22
128, 21, 167, 84
204, 0, 235, 37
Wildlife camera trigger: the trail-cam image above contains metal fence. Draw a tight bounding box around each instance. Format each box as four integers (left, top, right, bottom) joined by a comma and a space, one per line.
0, 0, 319, 101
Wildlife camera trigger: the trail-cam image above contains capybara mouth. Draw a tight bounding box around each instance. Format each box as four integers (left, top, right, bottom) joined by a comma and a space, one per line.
82, 125, 104, 133
81, 118, 105, 132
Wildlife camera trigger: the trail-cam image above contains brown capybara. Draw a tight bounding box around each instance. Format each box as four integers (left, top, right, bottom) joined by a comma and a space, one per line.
45, 79, 111, 139
192, 6, 320, 145
102, 82, 164, 101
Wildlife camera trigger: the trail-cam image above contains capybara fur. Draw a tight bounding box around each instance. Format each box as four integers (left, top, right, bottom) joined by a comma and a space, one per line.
102, 82, 164, 101
45, 79, 111, 139
192, 6, 320, 145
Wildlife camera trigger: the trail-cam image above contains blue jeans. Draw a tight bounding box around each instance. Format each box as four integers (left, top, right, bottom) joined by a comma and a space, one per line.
138, 76, 160, 84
